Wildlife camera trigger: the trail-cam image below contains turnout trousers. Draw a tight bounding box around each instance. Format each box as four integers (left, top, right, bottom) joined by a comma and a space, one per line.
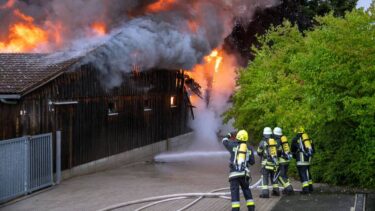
229, 176, 255, 211
297, 165, 313, 193
278, 164, 294, 194
260, 167, 279, 197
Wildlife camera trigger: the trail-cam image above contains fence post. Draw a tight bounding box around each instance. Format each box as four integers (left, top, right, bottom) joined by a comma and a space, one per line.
56, 131, 61, 184
24, 136, 30, 194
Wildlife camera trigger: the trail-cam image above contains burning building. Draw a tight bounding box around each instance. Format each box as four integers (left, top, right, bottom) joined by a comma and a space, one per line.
0, 0, 279, 173
0, 53, 191, 170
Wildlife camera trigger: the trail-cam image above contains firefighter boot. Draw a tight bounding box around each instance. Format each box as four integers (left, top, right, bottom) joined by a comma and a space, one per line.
282, 185, 294, 195
309, 184, 314, 192
301, 188, 309, 194
272, 188, 280, 196
271, 184, 280, 196
248, 205, 255, 211
300, 182, 310, 194
259, 190, 270, 198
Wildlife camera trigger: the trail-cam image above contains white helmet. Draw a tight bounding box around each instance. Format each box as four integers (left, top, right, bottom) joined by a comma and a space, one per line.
273, 127, 282, 136
263, 127, 272, 135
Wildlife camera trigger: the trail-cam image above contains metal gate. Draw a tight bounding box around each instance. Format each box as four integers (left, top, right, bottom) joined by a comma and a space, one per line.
0, 133, 53, 203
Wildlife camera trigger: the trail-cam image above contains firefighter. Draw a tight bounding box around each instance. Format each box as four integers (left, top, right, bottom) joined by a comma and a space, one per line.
291, 127, 314, 194
257, 127, 280, 198
222, 130, 255, 211
273, 127, 294, 195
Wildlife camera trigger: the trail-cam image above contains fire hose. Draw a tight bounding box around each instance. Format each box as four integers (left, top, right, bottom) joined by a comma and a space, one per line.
97, 178, 265, 211
97, 176, 304, 211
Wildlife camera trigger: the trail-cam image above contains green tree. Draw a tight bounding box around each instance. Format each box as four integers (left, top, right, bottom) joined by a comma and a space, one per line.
226, 6, 375, 188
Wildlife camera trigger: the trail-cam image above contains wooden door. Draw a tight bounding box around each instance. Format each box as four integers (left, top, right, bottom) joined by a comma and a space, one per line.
55, 105, 75, 170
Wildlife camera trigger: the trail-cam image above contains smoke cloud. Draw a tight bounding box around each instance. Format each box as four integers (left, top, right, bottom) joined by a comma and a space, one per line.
0, 0, 279, 88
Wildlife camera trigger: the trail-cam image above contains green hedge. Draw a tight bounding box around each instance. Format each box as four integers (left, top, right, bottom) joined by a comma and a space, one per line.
225, 6, 375, 188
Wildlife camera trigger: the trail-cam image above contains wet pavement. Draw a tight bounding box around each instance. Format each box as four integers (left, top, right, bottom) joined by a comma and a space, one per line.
1, 143, 363, 211
1, 149, 281, 211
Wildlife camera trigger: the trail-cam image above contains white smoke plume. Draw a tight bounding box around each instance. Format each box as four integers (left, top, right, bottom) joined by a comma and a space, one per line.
188, 51, 237, 149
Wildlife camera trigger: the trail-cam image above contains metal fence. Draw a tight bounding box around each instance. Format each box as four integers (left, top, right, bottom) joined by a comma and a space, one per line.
0, 133, 53, 204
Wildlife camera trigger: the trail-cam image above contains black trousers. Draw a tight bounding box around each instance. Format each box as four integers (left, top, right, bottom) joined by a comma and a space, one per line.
297, 165, 311, 192
229, 176, 255, 211
261, 168, 279, 196
278, 164, 291, 187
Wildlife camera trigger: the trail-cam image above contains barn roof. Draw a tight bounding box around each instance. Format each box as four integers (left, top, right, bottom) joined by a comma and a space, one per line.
0, 53, 78, 98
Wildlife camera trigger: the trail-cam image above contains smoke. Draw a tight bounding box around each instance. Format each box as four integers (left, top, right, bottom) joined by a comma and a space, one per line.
81, 16, 217, 87
0, 0, 279, 88
0, 0, 279, 157
188, 51, 237, 149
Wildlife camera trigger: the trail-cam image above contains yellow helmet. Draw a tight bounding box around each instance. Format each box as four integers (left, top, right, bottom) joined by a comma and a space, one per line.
294, 126, 305, 133
236, 130, 248, 142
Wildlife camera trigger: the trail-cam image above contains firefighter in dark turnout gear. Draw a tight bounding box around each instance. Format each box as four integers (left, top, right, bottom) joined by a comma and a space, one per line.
222, 130, 255, 211
291, 127, 315, 194
257, 127, 280, 198
273, 127, 294, 195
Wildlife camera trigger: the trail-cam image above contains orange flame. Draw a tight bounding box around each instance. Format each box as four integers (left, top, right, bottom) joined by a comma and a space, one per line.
0, 8, 49, 52
205, 50, 223, 74
44, 20, 63, 46
146, 0, 176, 12
0, 23, 48, 52
13, 9, 34, 22
92, 22, 107, 36
0, 0, 16, 9
187, 49, 236, 106
0, 7, 109, 52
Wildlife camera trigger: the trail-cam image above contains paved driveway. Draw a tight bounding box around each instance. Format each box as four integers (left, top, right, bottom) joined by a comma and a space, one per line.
1, 149, 281, 211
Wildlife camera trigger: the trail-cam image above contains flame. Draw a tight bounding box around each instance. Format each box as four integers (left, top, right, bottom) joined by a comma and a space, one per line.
146, 0, 176, 12
45, 20, 63, 46
0, 0, 16, 9
0, 23, 48, 52
184, 48, 237, 111
13, 9, 34, 22
205, 50, 223, 74
0, 8, 49, 52
92, 22, 107, 36
0, 7, 108, 52
187, 48, 236, 108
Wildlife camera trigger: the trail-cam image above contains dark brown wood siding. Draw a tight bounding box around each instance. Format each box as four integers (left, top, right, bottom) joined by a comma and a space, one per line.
0, 65, 191, 170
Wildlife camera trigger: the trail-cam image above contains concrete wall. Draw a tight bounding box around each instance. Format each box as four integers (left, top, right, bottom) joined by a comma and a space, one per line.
61, 132, 193, 180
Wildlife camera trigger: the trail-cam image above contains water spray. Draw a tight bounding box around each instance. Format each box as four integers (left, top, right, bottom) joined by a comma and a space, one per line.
154, 151, 228, 163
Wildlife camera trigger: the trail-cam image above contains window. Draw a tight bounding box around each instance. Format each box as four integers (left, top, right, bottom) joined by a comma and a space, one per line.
108, 102, 119, 116
144, 99, 152, 112
170, 96, 177, 108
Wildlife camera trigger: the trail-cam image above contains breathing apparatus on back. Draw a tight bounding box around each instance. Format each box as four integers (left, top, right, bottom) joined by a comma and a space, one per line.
234, 130, 249, 171
274, 127, 292, 160
267, 138, 278, 164
300, 133, 313, 157
280, 136, 293, 160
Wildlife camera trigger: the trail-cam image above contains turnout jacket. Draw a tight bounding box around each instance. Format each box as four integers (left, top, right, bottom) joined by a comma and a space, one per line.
257, 137, 281, 168
274, 135, 292, 165
222, 137, 255, 179
291, 133, 315, 166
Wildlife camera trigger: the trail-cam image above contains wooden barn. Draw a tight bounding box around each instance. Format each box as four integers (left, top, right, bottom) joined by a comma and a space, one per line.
0, 53, 191, 170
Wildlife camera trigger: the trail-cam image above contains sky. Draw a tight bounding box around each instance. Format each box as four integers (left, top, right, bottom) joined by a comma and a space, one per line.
357, 0, 372, 9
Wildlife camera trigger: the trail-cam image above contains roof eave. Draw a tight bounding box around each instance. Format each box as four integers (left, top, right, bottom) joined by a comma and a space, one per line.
20, 60, 80, 97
